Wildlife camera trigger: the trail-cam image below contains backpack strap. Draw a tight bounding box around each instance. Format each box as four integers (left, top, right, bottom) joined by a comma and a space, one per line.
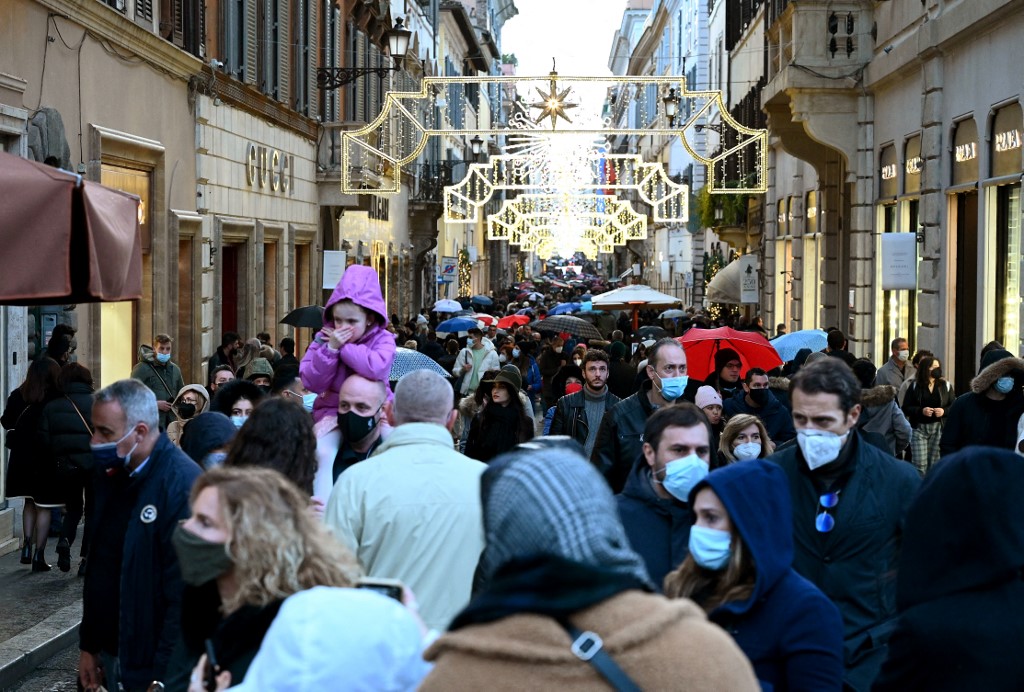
557, 619, 642, 692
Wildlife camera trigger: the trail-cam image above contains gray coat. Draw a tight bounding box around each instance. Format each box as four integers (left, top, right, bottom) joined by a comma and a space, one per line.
857, 385, 912, 456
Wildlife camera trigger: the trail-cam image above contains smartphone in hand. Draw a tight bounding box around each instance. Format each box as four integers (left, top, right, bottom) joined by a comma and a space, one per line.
204, 640, 220, 692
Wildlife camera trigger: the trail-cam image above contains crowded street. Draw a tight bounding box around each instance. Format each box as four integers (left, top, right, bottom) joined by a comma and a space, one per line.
3, 0, 1024, 690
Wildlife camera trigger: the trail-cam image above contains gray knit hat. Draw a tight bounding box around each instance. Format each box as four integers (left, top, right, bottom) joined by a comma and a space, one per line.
477, 442, 653, 588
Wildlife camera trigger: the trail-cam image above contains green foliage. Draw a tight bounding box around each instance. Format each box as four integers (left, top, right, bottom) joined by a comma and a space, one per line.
501, 53, 518, 66
697, 185, 750, 228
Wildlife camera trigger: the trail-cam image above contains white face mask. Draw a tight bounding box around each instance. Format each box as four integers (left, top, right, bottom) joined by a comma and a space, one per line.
733, 442, 761, 460
499, 354, 508, 363
897, 350, 909, 362
797, 429, 848, 470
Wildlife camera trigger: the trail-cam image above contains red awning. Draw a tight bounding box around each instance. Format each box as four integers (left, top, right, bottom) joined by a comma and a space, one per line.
0, 151, 143, 305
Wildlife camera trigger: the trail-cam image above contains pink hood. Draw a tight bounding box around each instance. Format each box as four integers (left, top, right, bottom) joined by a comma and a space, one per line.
324, 265, 388, 329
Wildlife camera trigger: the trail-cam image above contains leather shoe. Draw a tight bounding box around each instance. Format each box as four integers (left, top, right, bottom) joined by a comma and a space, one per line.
56, 538, 71, 572
32, 548, 51, 572
20, 542, 32, 565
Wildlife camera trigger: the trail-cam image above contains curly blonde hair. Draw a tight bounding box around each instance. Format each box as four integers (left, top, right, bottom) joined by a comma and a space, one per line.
191, 466, 362, 613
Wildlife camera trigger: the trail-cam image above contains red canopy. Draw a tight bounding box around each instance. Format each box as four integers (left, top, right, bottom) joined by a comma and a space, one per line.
0, 151, 142, 305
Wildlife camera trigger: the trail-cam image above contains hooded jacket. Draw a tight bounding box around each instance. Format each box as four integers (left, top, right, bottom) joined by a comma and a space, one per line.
939, 356, 1024, 456
299, 265, 396, 423
165, 384, 210, 447
875, 447, 1024, 691
452, 338, 501, 395
131, 344, 185, 430
690, 460, 844, 691
723, 387, 796, 444
856, 385, 912, 456
616, 459, 693, 588
770, 431, 920, 691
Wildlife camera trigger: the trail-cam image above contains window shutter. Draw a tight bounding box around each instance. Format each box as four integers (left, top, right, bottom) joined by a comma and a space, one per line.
277, 0, 289, 103
355, 31, 366, 122
197, 0, 207, 57
136, 0, 153, 22
293, 0, 306, 113
306, 0, 318, 116
244, 0, 258, 85
369, 43, 379, 118
331, 7, 339, 121
173, 0, 185, 46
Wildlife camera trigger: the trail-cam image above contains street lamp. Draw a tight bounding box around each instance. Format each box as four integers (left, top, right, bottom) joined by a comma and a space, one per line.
316, 17, 412, 90
470, 135, 484, 159
662, 87, 680, 126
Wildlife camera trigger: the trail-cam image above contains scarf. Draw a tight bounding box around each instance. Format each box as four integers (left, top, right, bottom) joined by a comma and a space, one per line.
451, 554, 650, 631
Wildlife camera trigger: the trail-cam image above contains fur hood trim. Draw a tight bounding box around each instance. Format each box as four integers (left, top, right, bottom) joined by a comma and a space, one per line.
861, 384, 896, 408
971, 357, 1024, 394
458, 395, 481, 419
768, 376, 790, 391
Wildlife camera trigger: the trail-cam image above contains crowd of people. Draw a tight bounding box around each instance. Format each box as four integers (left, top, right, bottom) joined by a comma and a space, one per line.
3, 264, 1024, 691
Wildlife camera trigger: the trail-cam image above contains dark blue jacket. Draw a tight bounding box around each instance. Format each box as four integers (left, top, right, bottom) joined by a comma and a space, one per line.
770, 433, 920, 691
875, 448, 1024, 691
616, 459, 692, 588
723, 388, 796, 444
81, 434, 201, 690
696, 459, 844, 692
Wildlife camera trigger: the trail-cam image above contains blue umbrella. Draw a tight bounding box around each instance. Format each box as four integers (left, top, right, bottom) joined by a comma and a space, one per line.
770, 329, 828, 361
470, 294, 493, 306
548, 302, 581, 315
516, 307, 535, 316
436, 317, 480, 334
389, 347, 449, 380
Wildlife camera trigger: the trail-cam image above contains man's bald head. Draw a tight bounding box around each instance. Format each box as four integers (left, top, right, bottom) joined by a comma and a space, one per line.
392, 370, 456, 427
337, 374, 387, 415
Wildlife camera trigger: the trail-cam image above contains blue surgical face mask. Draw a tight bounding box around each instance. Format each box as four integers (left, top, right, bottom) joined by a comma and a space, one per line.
90, 427, 139, 471
156, 352, 171, 364
230, 415, 246, 429
512, 348, 521, 358
995, 376, 1016, 394
688, 525, 732, 571
202, 451, 227, 468
301, 393, 317, 412
658, 453, 709, 502
655, 373, 689, 401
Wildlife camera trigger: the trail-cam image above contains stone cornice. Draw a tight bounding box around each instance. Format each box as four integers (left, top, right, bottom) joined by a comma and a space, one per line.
38, 0, 203, 81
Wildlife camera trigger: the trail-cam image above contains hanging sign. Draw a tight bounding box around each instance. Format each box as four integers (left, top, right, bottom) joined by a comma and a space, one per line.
440, 256, 457, 283
880, 233, 917, 290
322, 251, 348, 289
739, 255, 759, 304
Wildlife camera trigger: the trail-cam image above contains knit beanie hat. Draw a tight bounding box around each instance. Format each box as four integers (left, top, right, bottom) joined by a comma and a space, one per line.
609, 341, 627, 361
476, 446, 653, 589
714, 348, 741, 374
981, 348, 1014, 372
695, 385, 723, 410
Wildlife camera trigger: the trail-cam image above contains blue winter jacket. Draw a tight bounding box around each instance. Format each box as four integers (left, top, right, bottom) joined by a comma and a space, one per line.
723, 388, 796, 444
81, 434, 202, 690
694, 459, 844, 692
616, 458, 692, 588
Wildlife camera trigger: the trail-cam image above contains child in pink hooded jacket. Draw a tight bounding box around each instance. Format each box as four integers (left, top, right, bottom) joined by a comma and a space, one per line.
300, 265, 396, 423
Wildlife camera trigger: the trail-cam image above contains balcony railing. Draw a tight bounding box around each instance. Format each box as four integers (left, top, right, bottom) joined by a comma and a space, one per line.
408, 162, 473, 203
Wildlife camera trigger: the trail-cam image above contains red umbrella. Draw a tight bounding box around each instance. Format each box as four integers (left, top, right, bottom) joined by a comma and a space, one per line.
677, 327, 782, 381
473, 313, 497, 327
498, 314, 531, 329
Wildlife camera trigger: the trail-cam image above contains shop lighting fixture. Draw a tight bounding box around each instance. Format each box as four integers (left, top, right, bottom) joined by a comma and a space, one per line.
317, 18, 411, 90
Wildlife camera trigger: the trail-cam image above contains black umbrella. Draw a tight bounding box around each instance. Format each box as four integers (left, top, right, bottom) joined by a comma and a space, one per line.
281, 304, 325, 329
529, 315, 603, 340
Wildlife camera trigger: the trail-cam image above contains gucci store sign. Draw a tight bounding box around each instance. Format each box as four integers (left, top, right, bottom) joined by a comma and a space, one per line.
245, 143, 294, 193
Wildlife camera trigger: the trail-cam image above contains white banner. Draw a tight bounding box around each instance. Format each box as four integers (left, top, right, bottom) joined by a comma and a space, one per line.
880, 233, 918, 290
322, 251, 347, 289
739, 255, 759, 304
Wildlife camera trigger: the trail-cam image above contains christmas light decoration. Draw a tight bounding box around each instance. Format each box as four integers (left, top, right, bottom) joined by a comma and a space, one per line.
339, 71, 767, 196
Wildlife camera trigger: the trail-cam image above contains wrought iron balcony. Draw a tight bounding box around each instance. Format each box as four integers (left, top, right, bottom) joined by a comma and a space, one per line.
408, 162, 472, 203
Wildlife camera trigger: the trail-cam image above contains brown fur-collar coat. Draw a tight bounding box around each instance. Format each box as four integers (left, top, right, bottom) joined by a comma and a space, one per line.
421, 591, 759, 691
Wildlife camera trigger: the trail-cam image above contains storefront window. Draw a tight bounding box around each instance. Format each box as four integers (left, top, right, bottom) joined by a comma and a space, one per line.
100, 163, 152, 383
996, 185, 1022, 351
878, 204, 916, 353
294, 243, 311, 358
801, 192, 820, 329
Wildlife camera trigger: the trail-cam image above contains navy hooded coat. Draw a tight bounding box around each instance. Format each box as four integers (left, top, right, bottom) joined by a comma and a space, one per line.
874, 447, 1024, 691
689, 459, 844, 692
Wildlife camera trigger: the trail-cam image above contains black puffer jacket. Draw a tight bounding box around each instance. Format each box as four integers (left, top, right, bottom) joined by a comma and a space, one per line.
37, 382, 95, 471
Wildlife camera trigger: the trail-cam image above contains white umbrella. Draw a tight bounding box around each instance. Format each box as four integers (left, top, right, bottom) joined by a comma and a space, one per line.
659, 309, 687, 319
433, 299, 463, 313
705, 261, 744, 305
591, 284, 682, 311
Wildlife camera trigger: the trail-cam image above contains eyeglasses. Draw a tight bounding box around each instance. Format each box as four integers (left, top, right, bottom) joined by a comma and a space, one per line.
724, 361, 742, 369
815, 491, 840, 532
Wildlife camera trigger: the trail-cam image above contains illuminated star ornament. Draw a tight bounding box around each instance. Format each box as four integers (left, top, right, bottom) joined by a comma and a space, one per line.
530, 60, 577, 130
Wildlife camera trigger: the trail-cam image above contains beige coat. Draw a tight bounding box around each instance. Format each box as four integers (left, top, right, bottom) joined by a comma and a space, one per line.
421, 590, 759, 691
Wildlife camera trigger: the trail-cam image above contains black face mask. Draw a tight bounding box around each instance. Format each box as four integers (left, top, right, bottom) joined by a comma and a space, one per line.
177, 402, 197, 419
931, 368, 942, 379
749, 388, 769, 406
338, 410, 379, 445
257, 384, 271, 395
